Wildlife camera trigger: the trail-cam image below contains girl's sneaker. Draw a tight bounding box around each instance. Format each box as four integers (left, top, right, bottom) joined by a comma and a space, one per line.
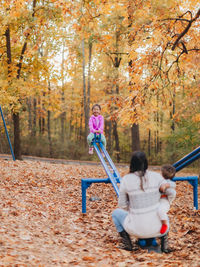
89, 147, 94, 154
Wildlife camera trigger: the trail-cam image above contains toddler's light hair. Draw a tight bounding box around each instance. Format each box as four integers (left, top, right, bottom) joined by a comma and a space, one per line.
161, 164, 176, 180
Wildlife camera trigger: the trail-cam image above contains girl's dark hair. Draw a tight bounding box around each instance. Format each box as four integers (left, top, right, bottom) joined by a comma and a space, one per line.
92, 104, 101, 110
130, 151, 148, 190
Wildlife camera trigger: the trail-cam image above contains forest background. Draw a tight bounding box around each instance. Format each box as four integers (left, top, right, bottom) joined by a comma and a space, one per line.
0, 0, 199, 167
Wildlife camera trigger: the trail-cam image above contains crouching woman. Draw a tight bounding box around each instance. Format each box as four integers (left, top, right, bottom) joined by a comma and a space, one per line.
112, 151, 175, 252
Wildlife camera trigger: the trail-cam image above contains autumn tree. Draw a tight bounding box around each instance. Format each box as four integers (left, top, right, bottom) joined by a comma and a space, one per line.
1, 0, 199, 162
0, 0, 68, 159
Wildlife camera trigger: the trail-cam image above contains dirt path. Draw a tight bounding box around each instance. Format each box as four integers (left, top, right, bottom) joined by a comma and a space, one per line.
0, 153, 163, 171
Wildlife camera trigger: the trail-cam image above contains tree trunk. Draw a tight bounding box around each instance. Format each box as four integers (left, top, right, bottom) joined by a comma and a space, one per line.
47, 83, 53, 157
109, 30, 121, 161
32, 98, 37, 136
131, 123, 140, 151
128, 0, 141, 152
82, 39, 92, 144
113, 121, 120, 162
80, 109, 83, 141
42, 117, 45, 135
105, 120, 112, 153
60, 39, 66, 142
5, 27, 12, 73
38, 97, 42, 135
47, 109, 53, 157
148, 129, 151, 156
5, 1, 37, 160
170, 88, 176, 131
60, 108, 65, 141
69, 89, 74, 139
75, 113, 78, 141
82, 39, 87, 143
154, 131, 157, 155
5, 26, 22, 160
13, 113, 22, 160
41, 93, 45, 135
86, 41, 92, 136
6, 27, 21, 160
27, 97, 32, 134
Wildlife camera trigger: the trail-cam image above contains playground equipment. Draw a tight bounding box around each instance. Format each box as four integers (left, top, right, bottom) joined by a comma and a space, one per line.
0, 106, 15, 161
81, 134, 121, 213
172, 146, 200, 210
81, 137, 199, 213
81, 138, 199, 251
173, 146, 200, 172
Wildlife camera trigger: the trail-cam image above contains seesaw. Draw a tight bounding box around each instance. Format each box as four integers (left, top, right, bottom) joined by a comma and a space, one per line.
81, 139, 199, 250
82, 141, 199, 213
81, 134, 121, 213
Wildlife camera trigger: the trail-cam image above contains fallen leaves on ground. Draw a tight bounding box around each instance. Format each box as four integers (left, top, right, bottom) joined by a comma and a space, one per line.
0, 159, 199, 266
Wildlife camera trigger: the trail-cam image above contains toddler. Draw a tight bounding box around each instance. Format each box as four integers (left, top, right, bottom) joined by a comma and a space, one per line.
158, 164, 176, 234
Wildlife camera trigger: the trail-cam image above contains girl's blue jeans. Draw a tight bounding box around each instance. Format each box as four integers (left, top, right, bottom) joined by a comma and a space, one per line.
112, 208, 128, 233
87, 133, 106, 148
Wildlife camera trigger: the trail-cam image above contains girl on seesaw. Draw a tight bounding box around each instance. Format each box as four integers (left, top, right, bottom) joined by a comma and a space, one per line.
87, 104, 106, 155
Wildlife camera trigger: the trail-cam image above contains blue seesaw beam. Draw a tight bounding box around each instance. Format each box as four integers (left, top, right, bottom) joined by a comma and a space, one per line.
172, 146, 199, 210
99, 142, 121, 181
81, 134, 121, 213
93, 142, 120, 196
173, 146, 200, 172
0, 105, 15, 161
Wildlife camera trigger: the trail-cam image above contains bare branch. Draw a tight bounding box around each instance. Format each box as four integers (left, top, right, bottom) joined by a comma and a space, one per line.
172, 8, 200, 50
162, 18, 190, 23
180, 41, 188, 54
105, 52, 115, 66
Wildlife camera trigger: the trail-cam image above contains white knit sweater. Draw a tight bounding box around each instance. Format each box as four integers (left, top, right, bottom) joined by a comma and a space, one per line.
118, 170, 175, 238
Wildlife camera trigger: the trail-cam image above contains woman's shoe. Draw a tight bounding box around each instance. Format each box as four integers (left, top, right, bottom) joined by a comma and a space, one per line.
160, 234, 173, 253
119, 230, 133, 251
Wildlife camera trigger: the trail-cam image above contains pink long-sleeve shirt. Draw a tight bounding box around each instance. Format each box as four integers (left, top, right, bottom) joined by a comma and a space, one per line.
89, 115, 104, 134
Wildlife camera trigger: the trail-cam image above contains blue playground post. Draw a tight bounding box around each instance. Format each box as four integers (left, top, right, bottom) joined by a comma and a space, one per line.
172, 146, 199, 210
172, 176, 198, 210
0, 106, 15, 161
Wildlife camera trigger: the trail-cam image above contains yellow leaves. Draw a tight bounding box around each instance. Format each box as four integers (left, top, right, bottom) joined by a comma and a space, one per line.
192, 113, 200, 122
151, 0, 176, 16
102, 35, 112, 41
73, 23, 82, 32
0, 0, 198, 142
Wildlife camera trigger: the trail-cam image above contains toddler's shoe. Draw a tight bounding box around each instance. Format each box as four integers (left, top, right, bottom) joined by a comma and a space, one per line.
160, 224, 168, 234
89, 147, 94, 154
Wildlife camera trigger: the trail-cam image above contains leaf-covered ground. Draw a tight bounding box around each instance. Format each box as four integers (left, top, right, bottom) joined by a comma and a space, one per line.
0, 159, 199, 266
